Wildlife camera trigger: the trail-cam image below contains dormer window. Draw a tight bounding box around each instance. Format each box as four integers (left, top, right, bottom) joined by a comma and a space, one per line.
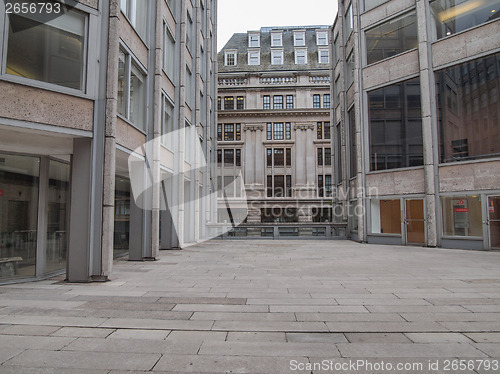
271, 49, 284, 65
316, 30, 328, 45
294, 31, 305, 46
318, 48, 329, 64
249, 33, 260, 47
295, 48, 307, 64
224, 50, 237, 66
248, 50, 260, 65
271, 32, 283, 47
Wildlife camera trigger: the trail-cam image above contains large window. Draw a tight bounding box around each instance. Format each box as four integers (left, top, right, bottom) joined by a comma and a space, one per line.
6, 4, 86, 90
267, 148, 292, 167
163, 23, 176, 80
313, 94, 321, 108
345, 3, 354, 36
263, 95, 271, 109
117, 49, 147, 130
286, 95, 294, 109
317, 122, 331, 140
0, 154, 39, 279
273, 95, 284, 109
224, 97, 234, 110
121, 0, 148, 41
161, 94, 175, 150
365, 11, 418, 65
266, 175, 292, 197
295, 48, 307, 64
368, 77, 423, 171
441, 196, 482, 237
430, 0, 500, 39
370, 199, 402, 234
436, 53, 500, 163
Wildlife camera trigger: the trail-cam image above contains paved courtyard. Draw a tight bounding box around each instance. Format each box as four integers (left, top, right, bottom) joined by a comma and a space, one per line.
0, 240, 499, 373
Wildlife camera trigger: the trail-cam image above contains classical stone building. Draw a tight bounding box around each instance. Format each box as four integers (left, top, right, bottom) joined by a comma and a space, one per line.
217, 26, 333, 225
0, 0, 218, 283
332, 0, 500, 249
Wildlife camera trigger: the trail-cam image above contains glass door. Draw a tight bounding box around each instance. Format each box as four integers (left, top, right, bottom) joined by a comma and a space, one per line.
488, 196, 500, 250
405, 199, 425, 246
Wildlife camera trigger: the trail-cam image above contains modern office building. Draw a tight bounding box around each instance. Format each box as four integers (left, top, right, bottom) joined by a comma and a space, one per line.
217, 26, 333, 225
0, 0, 218, 283
332, 0, 500, 249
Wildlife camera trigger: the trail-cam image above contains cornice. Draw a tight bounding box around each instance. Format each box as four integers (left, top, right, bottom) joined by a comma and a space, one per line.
218, 109, 330, 119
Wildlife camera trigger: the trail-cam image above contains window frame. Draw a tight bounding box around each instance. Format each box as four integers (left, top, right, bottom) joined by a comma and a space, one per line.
293, 31, 306, 46
224, 50, 237, 66
295, 48, 308, 64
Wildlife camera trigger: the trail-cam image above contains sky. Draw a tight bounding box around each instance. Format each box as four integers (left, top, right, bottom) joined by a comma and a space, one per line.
217, 0, 339, 51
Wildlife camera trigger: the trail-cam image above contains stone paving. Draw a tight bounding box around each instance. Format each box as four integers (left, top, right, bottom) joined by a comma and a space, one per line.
0, 240, 499, 373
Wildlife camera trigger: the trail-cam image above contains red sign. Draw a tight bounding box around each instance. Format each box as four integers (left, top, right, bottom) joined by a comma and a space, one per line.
454, 208, 468, 213
490, 206, 495, 213
0, 189, 3, 197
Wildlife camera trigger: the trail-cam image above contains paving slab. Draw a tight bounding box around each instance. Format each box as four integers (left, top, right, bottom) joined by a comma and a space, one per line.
465, 332, 500, 343
345, 333, 412, 343
107, 328, 171, 340
286, 332, 348, 343
405, 332, 473, 343
227, 331, 286, 342
51, 327, 115, 338
0, 324, 61, 336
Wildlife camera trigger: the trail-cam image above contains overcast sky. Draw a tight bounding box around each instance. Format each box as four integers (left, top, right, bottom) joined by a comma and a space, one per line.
217, 0, 339, 51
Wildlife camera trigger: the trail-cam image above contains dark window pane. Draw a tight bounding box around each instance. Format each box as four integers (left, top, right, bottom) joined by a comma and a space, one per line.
368, 77, 424, 171
267, 149, 272, 166
224, 149, 234, 165
286, 148, 292, 166
274, 148, 284, 166
274, 175, 285, 197
436, 52, 500, 163
365, 11, 418, 65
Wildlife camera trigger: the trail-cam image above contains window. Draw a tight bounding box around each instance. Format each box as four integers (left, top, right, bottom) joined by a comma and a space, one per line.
294, 31, 305, 46
325, 175, 332, 197
317, 122, 331, 139
224, 97, 234, 110
217, 149, 222, 164
121, 0, 148, 41
163, 23, 176, 80
318, 49, 330, 64
186, 10, 194, 53
365, 11, 418, 65
267, 149, 273, 166
325, 148, 332, 166
295, 48, 307, 64
224, 149, 235, 165
6, 3, 86, 90
316, 30, 328, 45
364, 0, 389, 12
267, 175, 273, 197
263, 95, 271, 109
217, 124, 222, 141
317, 122, 323, 139
285, 123, 292, 140
436, 53, 500, 163
318, 175, 324, 197
346, 51, 355, 88
236, 124, 241, 141
235, 149, 241, 166
370, 199, 402, 234
313, 94, 321, 108
224, 124, 234, 140
323, 94, 331, 109
266, 175, 292, 198
286, 95, 294, 109
117, 48, 146, 130
286, 148, 292, 166
271, 49, 284, 65
335, 123, 343, 184
217, 97, 222, 111
237, 96, 244, 110
317, 148, 323, 166
430, 0, 500, 39
345, 3, 354, 36
348, 108, 357, 177
286, 175, 292, 197
249, 33, 260, 47
248, 50, 260, 65
225, 50, 237, 66
273, 123, 284, 140
273, 96, 283, 109
274, 149, 285, 166
166, 0, 176, 17
161, 93, 175, 149
274, 175, 285, 197
185, 65, 193, 109
324, 122, 331, 140
267, 123, 272, 140
271, 32, 283, 47
368, 77, 423, 171
441, 196, 483, 237
333, 34, 340, 64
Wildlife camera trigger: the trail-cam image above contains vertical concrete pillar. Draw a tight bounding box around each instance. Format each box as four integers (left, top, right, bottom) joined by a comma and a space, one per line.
305, 126, 315, 186
244, 127, 255, 185
416, 0, 438, 247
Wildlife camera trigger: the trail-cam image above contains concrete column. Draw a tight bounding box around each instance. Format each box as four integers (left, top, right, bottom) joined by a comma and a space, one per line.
416, 0, 438, 247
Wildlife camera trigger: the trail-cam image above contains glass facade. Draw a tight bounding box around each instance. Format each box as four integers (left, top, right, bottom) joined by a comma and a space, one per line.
6, 4, 86, 90
45, 160, 70, 274
441, 196, 482, 237
0, 154, 39, 279
114, 177, 131, 257
368, 77, 423, 171
436, 53, 500, 163
430, 0, 500, 39
365, 11, 418, 65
